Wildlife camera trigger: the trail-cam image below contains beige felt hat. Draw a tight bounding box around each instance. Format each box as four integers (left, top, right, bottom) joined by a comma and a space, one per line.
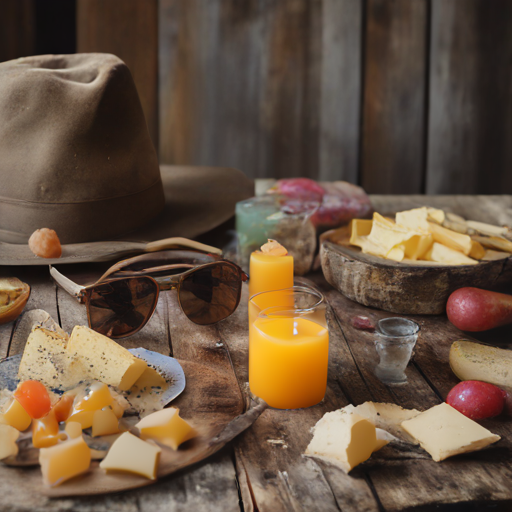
0, 53, 253, 262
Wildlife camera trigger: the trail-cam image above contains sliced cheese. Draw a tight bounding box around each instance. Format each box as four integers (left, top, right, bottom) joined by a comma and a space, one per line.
401, 402, 500, 462
304, 410, 388, 473
39, 435, 91, 487
99, 432, 161, 480
469, 240, 486, 260
427, 207, 445, 224
1, 399, 31, 431
0, 424, 19, 460
424, 242, 478, 266
343, 402, 421, 443
92, 409, 119, 437
17, 327, 83, 390
428, 222, 473, 255
402, 233, 433, 261
135, 408, 196, 450
349, 219, 373, 246
395, 207, 430, 231
368, 213, 417, 253
67, 326, 147, 391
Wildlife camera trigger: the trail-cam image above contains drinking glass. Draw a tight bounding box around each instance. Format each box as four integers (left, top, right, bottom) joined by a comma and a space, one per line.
374, 317, 420, 385
248, 287, 328, 409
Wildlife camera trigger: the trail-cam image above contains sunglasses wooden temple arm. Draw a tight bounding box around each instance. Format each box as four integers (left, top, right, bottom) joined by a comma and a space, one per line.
49, 265, 86, 303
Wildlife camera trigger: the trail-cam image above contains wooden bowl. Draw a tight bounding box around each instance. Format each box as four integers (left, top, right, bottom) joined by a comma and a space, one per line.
320, 226, 512, 315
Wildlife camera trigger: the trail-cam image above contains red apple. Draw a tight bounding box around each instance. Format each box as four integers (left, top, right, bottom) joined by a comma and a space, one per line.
446, 380, 505, 420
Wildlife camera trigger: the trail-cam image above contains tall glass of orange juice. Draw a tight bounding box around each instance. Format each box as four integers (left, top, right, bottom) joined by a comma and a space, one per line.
249, 288, 328, 409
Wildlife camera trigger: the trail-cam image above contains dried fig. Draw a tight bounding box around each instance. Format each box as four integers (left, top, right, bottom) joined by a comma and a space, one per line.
0, 278, 30, 325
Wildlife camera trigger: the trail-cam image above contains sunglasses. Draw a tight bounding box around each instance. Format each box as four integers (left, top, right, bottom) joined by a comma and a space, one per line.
50, 250, 248, 338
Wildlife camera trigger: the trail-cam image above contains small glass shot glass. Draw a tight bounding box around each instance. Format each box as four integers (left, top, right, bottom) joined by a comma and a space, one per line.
373, 317, 420, 385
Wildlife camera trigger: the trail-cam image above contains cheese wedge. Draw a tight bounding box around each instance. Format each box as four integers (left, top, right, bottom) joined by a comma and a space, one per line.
135, 408, 196, 450
18, 327, 83, 389
67, 326, 147, 391
100, 432, 161, 480
401, 403, 500, 462
0, 424, 19, 460
424, 243, 478, 265
304, 410, 389, 473
39, 435, 91, 487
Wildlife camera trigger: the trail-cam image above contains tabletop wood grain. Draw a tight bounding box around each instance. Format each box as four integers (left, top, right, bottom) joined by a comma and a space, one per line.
2, 195, 512, 511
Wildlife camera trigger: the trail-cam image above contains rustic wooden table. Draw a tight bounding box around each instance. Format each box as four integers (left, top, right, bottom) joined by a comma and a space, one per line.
2, 195, 512, 512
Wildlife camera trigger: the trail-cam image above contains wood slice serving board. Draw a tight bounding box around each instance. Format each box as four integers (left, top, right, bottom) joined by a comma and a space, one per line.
320, 225, 512, 315
0, 360, 266, 498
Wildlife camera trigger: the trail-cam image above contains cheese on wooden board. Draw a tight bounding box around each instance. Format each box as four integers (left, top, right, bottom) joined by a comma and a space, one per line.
428, 222, 473, 255
304, 410, 389, 473
1, 399, 32, 431
349, 219, 373, 245
66, 326, 147, 391
0, 424, 19, 460
99, 432, 161, 480
401, 402, 500, 462
17, 328, 83, 389
39, 435, 91, 487
396, 207, 430, 231
135, 407, 196, 450
425, 242, 478, 265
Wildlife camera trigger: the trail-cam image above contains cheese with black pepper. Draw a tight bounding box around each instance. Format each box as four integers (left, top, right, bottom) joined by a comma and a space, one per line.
18, 328, 84, 389
66, 326, 147, 391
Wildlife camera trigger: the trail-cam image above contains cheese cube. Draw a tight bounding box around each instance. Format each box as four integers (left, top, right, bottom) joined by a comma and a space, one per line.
401, 402, 500, 462
304, 410, 388, 473
39, 435, 91, 487
425, 243, 478, 266
0, 424, 19, 460
65, 422, 83, 440
100, 432, 161, 480
135, 408, 196, 450
18, 328, 83, 389
92, 409, 119, 437
1, 399, 32, 431
67, 326, 147, 391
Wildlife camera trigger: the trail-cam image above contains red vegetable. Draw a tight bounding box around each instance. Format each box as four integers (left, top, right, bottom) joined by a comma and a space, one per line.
446, 287, 512, 332
446, 380, 505, 420
14, 380, 52, 419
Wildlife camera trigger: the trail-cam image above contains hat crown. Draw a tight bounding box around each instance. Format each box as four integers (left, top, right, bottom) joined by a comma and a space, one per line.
0, 53, 164, 243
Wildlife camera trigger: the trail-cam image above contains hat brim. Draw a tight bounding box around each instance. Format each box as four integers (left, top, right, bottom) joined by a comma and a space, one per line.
0, 166, 254, 266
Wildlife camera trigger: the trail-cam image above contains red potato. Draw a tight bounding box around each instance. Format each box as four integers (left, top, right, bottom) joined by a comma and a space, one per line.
446, 287, 512, 331
446, 380, 505, 420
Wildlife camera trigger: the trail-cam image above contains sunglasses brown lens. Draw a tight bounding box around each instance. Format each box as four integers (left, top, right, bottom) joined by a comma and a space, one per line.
179, 263, 241, 325
86, 277, 158, 338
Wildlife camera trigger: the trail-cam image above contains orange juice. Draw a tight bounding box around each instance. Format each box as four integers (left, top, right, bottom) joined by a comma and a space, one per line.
249, 315, 329, 409
248, 252, 294, 299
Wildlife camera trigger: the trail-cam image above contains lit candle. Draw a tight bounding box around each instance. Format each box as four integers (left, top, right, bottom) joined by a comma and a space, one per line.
248, 240, 294, 301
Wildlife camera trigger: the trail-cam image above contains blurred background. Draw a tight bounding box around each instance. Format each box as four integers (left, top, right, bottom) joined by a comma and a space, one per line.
2, 0, 511, 194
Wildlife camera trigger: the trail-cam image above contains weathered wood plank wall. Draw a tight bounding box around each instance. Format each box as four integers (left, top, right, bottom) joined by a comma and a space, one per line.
1, 0, 511, 194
